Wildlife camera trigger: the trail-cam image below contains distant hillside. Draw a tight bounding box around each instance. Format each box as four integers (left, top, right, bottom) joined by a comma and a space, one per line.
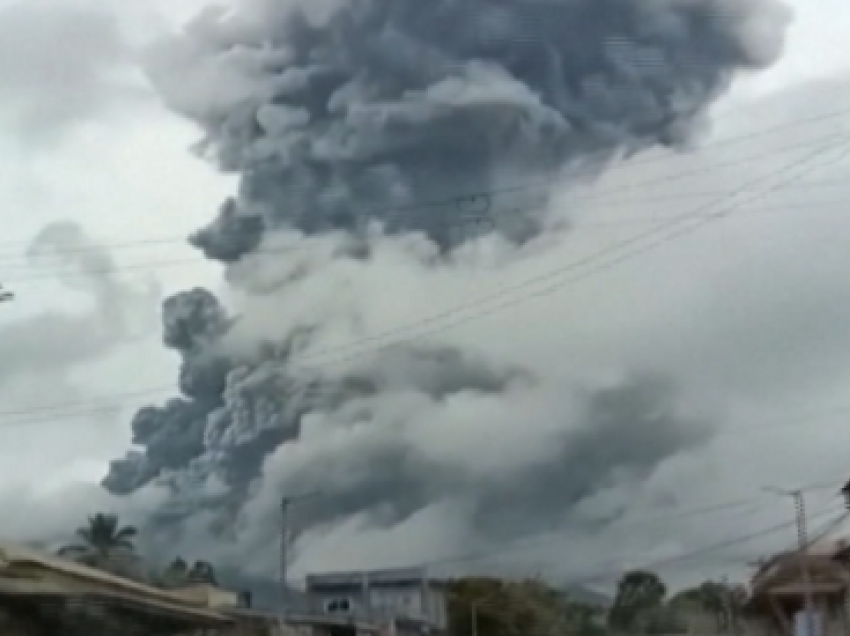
560, 584, 612, 607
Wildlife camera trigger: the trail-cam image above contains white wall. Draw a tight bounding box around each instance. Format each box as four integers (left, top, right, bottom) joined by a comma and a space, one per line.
309, 579, 447, 628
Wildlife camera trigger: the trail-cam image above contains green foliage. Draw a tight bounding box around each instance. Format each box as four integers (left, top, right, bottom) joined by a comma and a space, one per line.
608, 570, 667, 632
57, 513, 139, 574
188, 560, 218, 585
56, 512, 221, 590
161, 557, 190, 588
608, 570, 670, 633
161, 556, 218, 588
669, 580, 744, 631
448, 576, 606, 636
607, 572, 747, 635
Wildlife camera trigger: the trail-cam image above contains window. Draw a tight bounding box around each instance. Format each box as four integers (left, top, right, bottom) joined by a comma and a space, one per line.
325, 598, 352, 613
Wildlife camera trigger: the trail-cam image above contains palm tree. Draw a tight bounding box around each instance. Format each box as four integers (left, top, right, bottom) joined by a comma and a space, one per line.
58, 513, 138, 572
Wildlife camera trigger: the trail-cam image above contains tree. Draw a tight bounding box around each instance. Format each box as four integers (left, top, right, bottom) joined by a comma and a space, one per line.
562, 598, 607, 636
58, 513, 138, 571
670, 580, 745, 631
448, 576, 601, 636
161, 557, 190, 588
188, 560, 218, 585
608, 570, 667, 632
160, 557, 218, 588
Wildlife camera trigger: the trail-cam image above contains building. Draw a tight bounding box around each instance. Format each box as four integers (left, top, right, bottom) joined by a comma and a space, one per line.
0, 542, 232, 635
744, 539, 850, 636
305, 567, 447, 635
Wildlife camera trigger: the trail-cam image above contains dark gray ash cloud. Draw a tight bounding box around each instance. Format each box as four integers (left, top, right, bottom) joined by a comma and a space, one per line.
103, 0, 790, 577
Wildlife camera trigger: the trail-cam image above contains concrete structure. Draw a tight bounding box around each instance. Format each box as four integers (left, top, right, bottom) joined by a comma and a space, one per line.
170, 582, 242, 609
305, 567, 447, 634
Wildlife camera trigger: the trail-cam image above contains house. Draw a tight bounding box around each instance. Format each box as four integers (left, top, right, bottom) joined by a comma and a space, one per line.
169, 582, 242, 609
305, 567, 447, 635
0, 542, 232, 635
744, 539, 850, 636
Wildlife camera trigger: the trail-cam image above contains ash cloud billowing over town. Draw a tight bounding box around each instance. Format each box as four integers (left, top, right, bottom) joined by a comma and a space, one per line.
103, 0, 790, 576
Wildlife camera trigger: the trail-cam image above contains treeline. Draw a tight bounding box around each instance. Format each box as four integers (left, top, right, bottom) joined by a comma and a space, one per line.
55, 513, 217, 589
448, 571, 746, 636
54, 512, 745, 634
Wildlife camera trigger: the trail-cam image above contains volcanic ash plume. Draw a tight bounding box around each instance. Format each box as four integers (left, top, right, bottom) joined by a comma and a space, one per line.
104, 0, 789, 574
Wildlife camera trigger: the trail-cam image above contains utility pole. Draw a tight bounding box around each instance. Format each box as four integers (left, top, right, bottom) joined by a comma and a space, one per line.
720, 576, 736, 636
280, 492, 320, 617
765, 487, 817, 636
838, 480, 850, 636
280, 496, 290, 617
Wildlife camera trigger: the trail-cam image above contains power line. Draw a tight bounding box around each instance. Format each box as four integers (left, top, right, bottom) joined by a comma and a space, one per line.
551, 507, 847, 586
4, 196, 849, 285
398, 499, 847, 577
0, 101, 847, 269
362, 483, 848, 573
1, 123, 847, 277
0, 112, 844, 436
0, 140, 846, 425
267, 137, 849, 370
4, 184, 850, 281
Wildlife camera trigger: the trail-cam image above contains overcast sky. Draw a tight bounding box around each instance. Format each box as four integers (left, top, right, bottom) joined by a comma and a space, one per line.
0, 0, 850, 592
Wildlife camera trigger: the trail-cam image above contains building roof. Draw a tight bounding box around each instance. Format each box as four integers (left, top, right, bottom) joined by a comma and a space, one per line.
306, 567, 446, 588
0, 542, 230, 625
747, 541, 850, 608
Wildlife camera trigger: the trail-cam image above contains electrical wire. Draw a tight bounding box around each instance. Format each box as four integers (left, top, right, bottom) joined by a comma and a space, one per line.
4, 188, 850, 280
549, 507, 845, 586
1, 126, 847, 279
0, 138, 846, 425
403, 500, 847, 578
432, 506, 850, 634
256, 137, 850, 370
354, 479, 849, 574
0, 101, 847, 269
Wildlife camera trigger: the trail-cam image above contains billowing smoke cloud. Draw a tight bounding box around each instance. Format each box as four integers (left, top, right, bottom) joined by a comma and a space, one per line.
104, 0, 790, 578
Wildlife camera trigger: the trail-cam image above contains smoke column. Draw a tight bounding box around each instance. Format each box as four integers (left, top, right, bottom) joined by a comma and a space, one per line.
105, 0, 789, 576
